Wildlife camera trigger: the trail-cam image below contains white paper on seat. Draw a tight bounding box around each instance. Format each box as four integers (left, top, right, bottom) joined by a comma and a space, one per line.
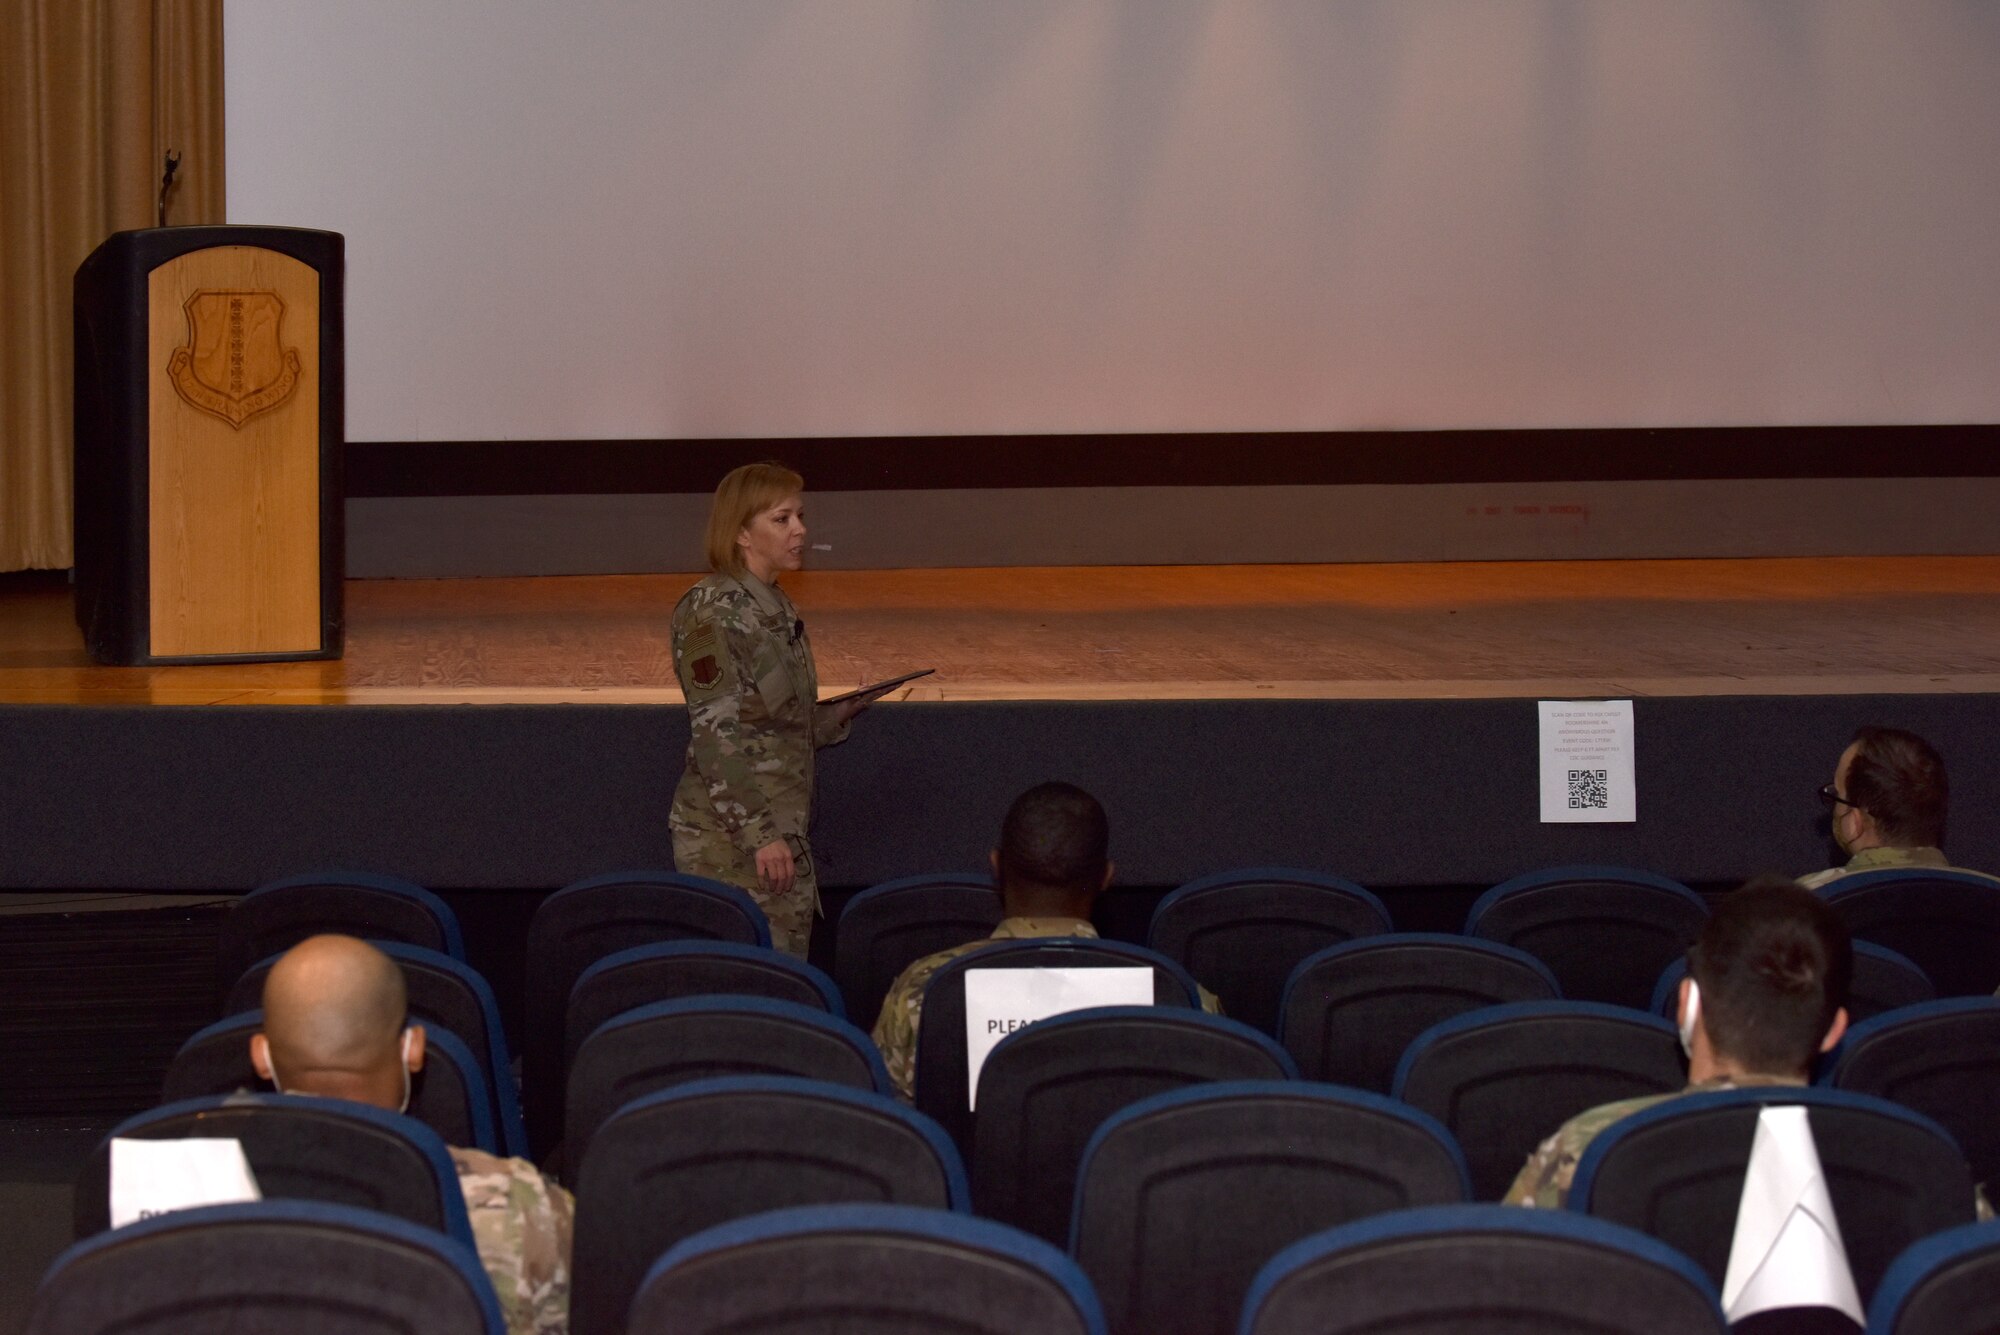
1720, 1105, 1864, 1325
963, 967, 1153, 1110
109, 1137, 262, 1229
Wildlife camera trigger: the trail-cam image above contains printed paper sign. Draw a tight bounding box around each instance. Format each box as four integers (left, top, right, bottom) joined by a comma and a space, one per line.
1722, 1106, 1864, 1325
1538, 700, 1637, 823
963, 966, 1153, 1109
110, 1137, 262, 1229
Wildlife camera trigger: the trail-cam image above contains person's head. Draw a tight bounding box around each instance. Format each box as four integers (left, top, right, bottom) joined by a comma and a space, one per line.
704, 462, 807, 582
1679, 875, 1850, 1081
249, 934, 426, 1113
1827, 726, 1948, 854
990, 782, 1114, 918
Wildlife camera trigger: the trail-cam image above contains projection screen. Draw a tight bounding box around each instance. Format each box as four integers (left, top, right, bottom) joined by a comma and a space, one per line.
226, 1, 2000, 444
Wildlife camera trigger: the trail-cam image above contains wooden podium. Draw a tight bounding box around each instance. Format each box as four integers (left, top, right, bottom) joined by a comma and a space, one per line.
73, 227, 344, 664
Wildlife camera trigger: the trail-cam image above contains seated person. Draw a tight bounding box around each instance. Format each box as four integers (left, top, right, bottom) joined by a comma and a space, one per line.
1802, 726, 1999, 888
1505, 875, 1849, 1209
250, 934, 572, 1335
871, 780, 1217, 1101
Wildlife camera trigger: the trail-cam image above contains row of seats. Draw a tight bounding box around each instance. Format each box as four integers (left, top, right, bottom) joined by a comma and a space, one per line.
53, 866, 2000, 1332
178, 924, 2000, 1200
42, 1081, 2000, 1335
150, 982, 2000, 1314
222, 861, 2000, 1031
195, 869, 2000, 1190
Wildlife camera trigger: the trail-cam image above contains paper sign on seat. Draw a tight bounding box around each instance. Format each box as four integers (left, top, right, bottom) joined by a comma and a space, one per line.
963, 966, 1153, 1109
1721, 1105, 1864, 1326
109, 1137, 262, 1229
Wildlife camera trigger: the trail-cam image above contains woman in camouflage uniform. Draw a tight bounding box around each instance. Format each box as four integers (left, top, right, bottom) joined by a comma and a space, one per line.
670, 463, 866, 956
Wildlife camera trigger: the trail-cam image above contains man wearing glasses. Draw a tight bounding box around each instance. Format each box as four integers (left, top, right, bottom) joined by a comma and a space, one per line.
1801, 726, 1998, 890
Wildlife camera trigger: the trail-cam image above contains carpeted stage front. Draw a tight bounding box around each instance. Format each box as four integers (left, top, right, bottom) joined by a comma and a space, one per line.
6, 557, 2000, 897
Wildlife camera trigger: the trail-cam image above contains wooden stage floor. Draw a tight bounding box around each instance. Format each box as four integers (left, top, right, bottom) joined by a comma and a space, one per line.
5, 556, 2000, 706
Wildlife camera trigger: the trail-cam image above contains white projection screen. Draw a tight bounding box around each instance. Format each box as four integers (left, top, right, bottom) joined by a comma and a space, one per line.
226, 1, 2000, 444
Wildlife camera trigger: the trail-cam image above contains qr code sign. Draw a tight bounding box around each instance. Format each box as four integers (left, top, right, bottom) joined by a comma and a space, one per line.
1568, 769, 1609, 810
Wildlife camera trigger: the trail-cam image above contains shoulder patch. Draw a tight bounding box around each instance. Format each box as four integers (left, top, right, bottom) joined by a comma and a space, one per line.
680, 620, 730, 703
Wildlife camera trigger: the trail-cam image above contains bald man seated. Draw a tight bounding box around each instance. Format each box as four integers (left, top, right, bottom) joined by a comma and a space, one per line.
250, 934, 573, 1335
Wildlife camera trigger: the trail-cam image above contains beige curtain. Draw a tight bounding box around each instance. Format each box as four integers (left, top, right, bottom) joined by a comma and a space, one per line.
0, 0, 223, 572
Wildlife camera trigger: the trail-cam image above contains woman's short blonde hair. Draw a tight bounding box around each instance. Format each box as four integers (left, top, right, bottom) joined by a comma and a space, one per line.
704, 461, 805, 574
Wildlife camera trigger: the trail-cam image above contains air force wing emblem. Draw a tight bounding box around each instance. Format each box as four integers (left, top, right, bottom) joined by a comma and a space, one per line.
166, 290, 303, 429
682, 622, 730, 703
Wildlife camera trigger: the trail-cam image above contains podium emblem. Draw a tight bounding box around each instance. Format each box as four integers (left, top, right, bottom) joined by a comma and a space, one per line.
166, 290, 303, 428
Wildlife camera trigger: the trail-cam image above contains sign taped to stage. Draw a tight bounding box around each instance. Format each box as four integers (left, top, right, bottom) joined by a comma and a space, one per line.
1538, 699, 1636, 823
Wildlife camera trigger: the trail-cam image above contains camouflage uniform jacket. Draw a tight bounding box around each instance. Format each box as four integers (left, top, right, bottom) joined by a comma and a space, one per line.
1798, 844, 2000, 890
869, 916, 1223, 1102
450, 1146, 575, 1335
670, 571, 848, 854
1502, 1073, 1804, 1209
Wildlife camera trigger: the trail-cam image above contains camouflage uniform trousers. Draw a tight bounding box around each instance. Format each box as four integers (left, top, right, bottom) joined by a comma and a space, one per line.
450, 1146, 575, 1335
672, 821, 819, 958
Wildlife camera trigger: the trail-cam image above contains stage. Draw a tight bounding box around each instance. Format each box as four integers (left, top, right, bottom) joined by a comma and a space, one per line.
7, 556, 2000, 706
5, 555, 2000, 900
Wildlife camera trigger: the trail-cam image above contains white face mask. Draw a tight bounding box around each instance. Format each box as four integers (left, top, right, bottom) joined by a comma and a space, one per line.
268, 1026, 414, 1114
1679, 980, 1702, 1059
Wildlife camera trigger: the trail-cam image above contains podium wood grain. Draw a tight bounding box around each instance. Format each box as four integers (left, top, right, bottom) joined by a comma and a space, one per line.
146, 247, 322, 657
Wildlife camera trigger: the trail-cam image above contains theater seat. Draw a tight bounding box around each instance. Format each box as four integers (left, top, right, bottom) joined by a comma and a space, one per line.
1825, 997, 2000, 1197
1866, 1219, 2000, 1335
1392, 1000, 1685, 1200
1818, 870, 2000, 997
73, 1092, 474, 1246
1238, 1204, 1727, 1335
1070, 1081, 1469, 1335
627, 1203, 1106, 1335
523, 870, 770, 1158
1465, 865, 1709, 1009
564, 995, 889, 1162
971, 1006, 1296, 1244
218, 870, 464, 986
1569, 1086, 1975, 1306
1147, 868, 1391, 1034
835, 873, 1003, 1026
912, 937, 1205, 1154
1277, 933, 1560, 1091
28, 1201, 501, 1335
569, 1076, 968, 1335
563, 939, 844, 1081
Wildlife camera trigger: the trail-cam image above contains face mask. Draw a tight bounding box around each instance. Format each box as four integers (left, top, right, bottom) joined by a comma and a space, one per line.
1679, 980, 1702, 1058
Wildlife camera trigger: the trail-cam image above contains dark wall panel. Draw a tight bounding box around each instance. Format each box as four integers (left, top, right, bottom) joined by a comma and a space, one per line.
4, 697, 1997, 893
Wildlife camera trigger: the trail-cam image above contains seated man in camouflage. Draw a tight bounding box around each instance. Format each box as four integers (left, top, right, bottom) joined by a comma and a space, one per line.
1802, 725, 1999, 889
871, 781, 1218, 1101
250, 935, 572, 1335
1505, 876, 1851, 1209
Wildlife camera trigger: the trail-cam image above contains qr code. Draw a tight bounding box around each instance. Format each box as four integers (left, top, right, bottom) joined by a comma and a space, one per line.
1568, 769, 1609, 810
